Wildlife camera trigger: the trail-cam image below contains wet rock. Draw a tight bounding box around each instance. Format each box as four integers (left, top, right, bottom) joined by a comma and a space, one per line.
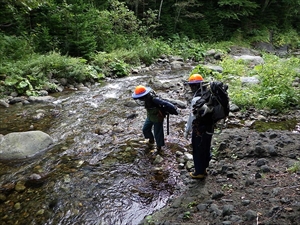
0, 194, 7, 202
243, 209, 257, 221
254, 145, 267, 157
241, 200, 251, 206
9, 97, 24, 104
256, 158, 267, 167
25, 173, 46, 188
185, 161, 194, 170
222, 204, 234, 216
212, 192, 225, 200
197, 203, 208, 211
32, 112, 45, 120
210, 204, 222, 217
245, 179, 254, 186
37, 90, 49, 96
260, 165, 271, 172
15, 181, 26, 192
14, 202, 21, 210
153, 155, 163, 164
28, 96, 56, 103
78, 86, 90, 92
0, 131, 54, 160
183, 152, 193, 161
229, 104, 239, 112
268, 145, 278, 156
0, 99, 9, 108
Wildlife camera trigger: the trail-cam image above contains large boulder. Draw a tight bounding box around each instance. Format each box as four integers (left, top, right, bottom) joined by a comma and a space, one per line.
0, 131, 54, 160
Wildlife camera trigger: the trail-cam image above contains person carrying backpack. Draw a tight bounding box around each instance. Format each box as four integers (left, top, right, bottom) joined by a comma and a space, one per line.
132, 85, 178, 154
183, 74, 214, 179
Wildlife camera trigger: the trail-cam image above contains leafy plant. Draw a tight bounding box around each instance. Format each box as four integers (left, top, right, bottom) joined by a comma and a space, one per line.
108, 60, 130, 77
183, 211, 191, 219
219, 52, 300, 111
145, 215, 154, 225
190, 64, 222, 80
287, 158, 300, 173
222, 184, 233, 191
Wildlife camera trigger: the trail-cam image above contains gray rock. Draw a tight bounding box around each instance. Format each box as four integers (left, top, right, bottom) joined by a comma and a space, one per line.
256, 158, 267, 167
28, 96, 56, 103
244, 209, 257, 221
0, 99, 9, 108
233, 55, 264, 65
240, 76, 260, 85
0, 131, 54, 160
222, 204, 234, 216
204, 64, 223, 73
260, 165, 271, 172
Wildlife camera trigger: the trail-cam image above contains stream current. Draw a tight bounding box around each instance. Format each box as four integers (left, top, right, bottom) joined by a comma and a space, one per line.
0, 71, 189, 225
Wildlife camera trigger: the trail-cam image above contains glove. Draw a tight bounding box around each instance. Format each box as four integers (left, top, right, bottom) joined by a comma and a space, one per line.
199, 104, 213, 117
184, 131, 189, 139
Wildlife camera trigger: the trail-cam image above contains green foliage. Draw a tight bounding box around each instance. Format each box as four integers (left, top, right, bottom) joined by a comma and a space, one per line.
255, 54, 300, 110
108, 60, 130, 77
219, 53, 300, 111
144, 215, 154, 225
91, 37, 170, 76
168, 35, 207, 61
1, 51, 103, 96
271, 29, 300, 49
4, 75, 35, 95
190, 65, 222, 80
0, 33, 35, 62
287, 158, 300, 173
220, 56, 253, 77
183, 211, 191, 220
217, 0, 259, 19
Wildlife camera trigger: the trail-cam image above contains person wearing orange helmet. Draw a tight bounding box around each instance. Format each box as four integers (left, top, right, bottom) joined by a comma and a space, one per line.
132, 85, 165, 153
184, 74, 214, 179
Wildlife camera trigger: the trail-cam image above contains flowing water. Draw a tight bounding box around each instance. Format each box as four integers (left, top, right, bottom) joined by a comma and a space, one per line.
0, 71, 190, 225
1, 70, 299, 225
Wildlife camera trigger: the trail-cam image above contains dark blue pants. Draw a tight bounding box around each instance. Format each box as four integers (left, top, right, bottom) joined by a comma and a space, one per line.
191, 131, 213, 175
142, 118, 165, 147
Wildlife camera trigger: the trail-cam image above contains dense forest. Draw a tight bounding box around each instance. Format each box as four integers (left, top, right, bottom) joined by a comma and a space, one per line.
0, 0, 300, 110
1, 0, 300, 59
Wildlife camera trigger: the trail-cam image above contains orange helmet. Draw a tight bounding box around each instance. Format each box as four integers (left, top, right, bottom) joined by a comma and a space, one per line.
188, 74, 203, 84
132, 85, 152, 99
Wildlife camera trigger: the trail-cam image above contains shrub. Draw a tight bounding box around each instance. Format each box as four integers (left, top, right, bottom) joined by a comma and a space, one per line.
1, 52, 103, 96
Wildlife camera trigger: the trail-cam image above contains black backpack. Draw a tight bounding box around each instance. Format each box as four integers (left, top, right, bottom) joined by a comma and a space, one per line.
153, 97, 178, 116
209, 81, 229, 123
153, 97, 179, 135
193, 81, 229, 124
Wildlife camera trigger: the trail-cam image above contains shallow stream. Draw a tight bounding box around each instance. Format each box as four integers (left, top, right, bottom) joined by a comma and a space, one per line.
0, 72, 189, 225
0, 70, 299, 225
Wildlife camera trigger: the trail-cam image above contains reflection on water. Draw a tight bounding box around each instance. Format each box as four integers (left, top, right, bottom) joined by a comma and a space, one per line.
0, 74, 185, 225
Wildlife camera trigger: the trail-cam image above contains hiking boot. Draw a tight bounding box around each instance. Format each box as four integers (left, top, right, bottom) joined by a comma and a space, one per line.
156, 146, 165, 156
149, 139, 155, 144
139, 139, 154, 145
189, 172, 206, 179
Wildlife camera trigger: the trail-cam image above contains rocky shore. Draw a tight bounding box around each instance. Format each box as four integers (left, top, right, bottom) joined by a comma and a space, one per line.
139, 110, 300, 225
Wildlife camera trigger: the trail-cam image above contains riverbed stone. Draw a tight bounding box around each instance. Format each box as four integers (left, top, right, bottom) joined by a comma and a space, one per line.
0, 131, 54, 160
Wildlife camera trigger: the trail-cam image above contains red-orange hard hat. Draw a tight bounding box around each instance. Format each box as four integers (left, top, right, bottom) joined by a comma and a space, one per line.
132, 85, 152, 99
188, 74, 204, 84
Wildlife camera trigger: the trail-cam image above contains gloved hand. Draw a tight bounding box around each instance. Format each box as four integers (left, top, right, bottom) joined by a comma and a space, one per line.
184, 131, 189, 139
199, 104, 213, 117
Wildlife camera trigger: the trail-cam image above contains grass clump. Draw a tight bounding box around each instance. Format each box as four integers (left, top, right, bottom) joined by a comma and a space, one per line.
218, 53, 300, 111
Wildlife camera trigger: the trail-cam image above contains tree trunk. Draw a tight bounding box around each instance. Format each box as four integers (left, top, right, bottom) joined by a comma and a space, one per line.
158, 0, 163, 22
